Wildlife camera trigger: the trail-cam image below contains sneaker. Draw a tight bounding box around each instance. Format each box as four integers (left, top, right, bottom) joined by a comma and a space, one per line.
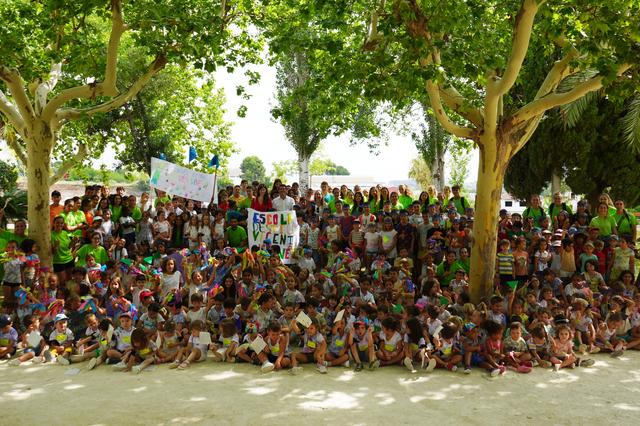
589, 346, 601, 354
169, 360, 181, 369
403, 357, 414, 372
463, 367, 471, 374
498, 365, 506, 375
355, 363, 363, 372
87, 357, 97, 371
611, 350, 624, 358
490, 368, 500, 377
32, 356, 43, 364
446, 363, 457, 372
553, 364, 560, 372
316, 364, 328, 374
57, 355, 70, 366
579, 358, 595, 367
369, 360, 380, 370
261, 361, 275, 373
342, 360, 350, 368
425, 358, 436, 373
112, 361, 127, 371
131, 365, 142, 374
290, 366, 303, 375
517, 364, 532, 374
8, 359, 21, 366
578, 344, 588, 354
43, 350, 52, 363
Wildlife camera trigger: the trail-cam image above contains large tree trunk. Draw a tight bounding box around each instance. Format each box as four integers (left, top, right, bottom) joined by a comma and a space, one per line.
431, 145, 446, 192
298, 154, 310, 192
469, 137, 506, 303
551, 168, 561, 195
26, 120, 54, 268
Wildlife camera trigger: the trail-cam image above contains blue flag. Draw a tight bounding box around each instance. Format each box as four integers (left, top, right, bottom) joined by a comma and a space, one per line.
189, 146, 197, 163
159, 153, 166, 160
208, 154, 220, 168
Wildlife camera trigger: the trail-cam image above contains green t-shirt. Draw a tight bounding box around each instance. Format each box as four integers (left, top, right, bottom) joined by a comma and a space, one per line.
111, 205, 122, 223
75, 244, 109, 266
548, 203, 573, 220
226, 226, 247, 248
238, 197, 252, 210
589, 215, 617, 237
131, 206, 143, 222
614, 211, 637, 236
449, 197, 471, 215
51, 230, 73, 264
522, 206, 545, 225
398, 194, 413, 210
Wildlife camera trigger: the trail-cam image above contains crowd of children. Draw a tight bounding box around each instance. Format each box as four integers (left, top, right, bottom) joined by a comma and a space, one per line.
0, 182, 638, 377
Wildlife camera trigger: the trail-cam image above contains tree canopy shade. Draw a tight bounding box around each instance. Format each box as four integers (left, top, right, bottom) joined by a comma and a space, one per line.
267, 0, 640, 302
0, 0, 263, 266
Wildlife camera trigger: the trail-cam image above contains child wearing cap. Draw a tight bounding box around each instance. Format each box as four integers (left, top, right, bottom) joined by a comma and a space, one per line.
47, 313, 74, 365
0, 314, 19, 359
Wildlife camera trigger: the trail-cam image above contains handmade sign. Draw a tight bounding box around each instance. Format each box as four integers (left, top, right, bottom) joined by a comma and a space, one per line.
198, 332, 212, 345
149, 157, 216, 203
249, 335, 267, 354
296, 311, 312, 328
247, 209, 300, 264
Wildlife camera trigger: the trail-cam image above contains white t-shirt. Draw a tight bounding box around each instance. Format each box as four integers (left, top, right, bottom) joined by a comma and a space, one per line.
272, 196, 295, 211
161, 272, 182, 298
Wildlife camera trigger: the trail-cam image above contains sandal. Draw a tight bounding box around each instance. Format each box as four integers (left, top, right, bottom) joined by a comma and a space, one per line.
169, 360, 181, 369
177, 361, 190, 370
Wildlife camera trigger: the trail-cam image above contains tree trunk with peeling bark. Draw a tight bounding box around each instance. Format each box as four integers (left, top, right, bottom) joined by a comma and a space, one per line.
298, 154, 311, 192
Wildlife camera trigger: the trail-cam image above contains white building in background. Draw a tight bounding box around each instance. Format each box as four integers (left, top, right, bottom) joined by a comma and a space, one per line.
309, 175, 379, 189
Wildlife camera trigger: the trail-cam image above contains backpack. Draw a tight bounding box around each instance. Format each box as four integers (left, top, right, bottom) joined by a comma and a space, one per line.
548, 203, 568, 217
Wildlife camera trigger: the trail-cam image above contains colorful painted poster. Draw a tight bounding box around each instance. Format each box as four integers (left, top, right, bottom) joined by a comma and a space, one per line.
149, 157, 216, 203
247, 209, 300, 264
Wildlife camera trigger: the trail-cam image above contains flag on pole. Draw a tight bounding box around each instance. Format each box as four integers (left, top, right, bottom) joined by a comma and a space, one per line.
189, 146, 197, 163
159, 153, 166, 160
208, 154, 220, 168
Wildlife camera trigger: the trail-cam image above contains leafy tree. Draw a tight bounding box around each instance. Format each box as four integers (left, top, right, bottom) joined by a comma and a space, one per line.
408, 157, 431, 191
413, 111, 448, 192
0, 0, 262, 265
240, 156, 267, 183
329, 165, 350, 176
309, 158, 350, 176
269, 0, 640, 302
271, 160, 298, 183
80, 47, 235, 175
449, 141, 471, 187
0, 159, 18, 192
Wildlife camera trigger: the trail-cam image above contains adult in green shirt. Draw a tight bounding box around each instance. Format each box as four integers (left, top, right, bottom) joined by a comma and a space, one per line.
598, 193, 617, 216
548, 192, 573, 221
398, 185, 413, 210
613, 199, 637, 241
389, 192, 403, 211
51, 216, 75, 279
589, 203, 617, 237
238, 187, 253, 210
111, 194, 124, 223
75, 233, 109, 266
448, 185, 471, 215
522, 195, 545, 226
225, 218, 247, 249
126, 195, 142, 221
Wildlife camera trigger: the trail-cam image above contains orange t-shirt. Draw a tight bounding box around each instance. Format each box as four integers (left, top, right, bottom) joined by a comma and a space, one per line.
50, 204, 64, 225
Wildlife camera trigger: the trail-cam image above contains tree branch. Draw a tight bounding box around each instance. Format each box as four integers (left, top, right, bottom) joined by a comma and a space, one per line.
484, 73, 501, 136
41, 0, 127, 121
0, 65, 34, 121
495, 0, 542, 96
35, 62, 62, 114
425, 80, 475, 140
0, 89, 26, 136
512, 64, 632, 126
104, 0, 127, 97
50, 143, 87, 185
3, 126, 27, 166
438, 85, 484, 127
56, 55, 167, 122
534, 46, 579, 99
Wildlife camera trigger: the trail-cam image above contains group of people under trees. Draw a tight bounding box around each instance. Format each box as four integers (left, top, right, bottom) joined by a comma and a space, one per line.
0, 178, 638, 377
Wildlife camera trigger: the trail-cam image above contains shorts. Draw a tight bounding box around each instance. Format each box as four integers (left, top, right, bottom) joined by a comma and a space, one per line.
24, 344, 44, 356
267, 353, 289, 363
297, 352, 315, 363
53, 261, 75, 273
468, 352, 485, 366
356, 349, 370, 363
214, 347, 228, 361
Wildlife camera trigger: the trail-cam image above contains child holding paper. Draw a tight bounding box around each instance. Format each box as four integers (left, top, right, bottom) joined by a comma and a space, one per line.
211, 318, 239, 363
9, 315, 46, 365
260, 321, 291, 372
170, 320, 209, 370
325, 317, 351, 368
290, 316, 328, 374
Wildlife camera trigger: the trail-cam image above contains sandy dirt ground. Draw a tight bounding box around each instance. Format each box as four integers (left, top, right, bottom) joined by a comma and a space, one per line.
2, 352, 640, 426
